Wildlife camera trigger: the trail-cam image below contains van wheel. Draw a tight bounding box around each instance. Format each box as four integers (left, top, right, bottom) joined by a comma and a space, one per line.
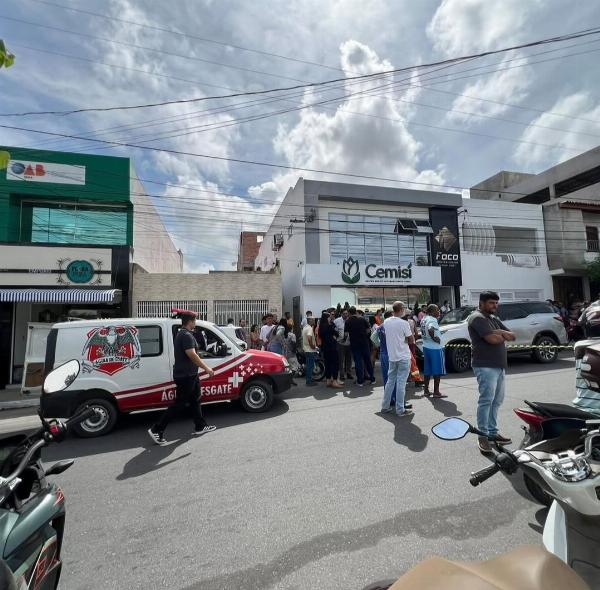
532, 336, 558, 363
240, 380, 274, 413
72, 399, 118, 438
447, 345, 471, 373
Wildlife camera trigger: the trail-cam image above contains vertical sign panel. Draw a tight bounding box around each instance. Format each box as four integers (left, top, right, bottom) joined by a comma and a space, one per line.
430, 208, 462, 286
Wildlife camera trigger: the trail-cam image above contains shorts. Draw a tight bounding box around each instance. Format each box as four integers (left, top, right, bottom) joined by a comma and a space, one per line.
424, 347, 446, 377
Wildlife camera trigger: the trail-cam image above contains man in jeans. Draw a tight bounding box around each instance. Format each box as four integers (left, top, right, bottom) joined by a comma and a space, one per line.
148, 311, 216, 446
302, 317, 318, 387
381, 301, 414, 416
344, 306, 375, 386
468, 291, 516, 454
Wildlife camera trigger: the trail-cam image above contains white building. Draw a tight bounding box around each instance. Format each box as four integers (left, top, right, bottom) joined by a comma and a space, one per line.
256, 178, 463, 319
459, 199, 553, 305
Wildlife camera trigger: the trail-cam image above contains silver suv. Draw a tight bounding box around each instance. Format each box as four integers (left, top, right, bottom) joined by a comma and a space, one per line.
433, 301, 569, 373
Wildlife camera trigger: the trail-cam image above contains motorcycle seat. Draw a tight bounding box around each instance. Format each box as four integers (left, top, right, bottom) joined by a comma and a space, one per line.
387, 545, 589, 590
525, 400, 593, 420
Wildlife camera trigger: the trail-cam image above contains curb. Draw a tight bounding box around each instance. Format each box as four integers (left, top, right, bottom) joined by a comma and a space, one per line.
0, 399, 40, 411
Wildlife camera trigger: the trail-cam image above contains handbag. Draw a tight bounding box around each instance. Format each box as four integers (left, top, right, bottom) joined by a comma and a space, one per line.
370, 327, 381, 348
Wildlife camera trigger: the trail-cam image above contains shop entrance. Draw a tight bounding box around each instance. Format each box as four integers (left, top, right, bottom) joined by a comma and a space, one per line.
330, 287, 432, 312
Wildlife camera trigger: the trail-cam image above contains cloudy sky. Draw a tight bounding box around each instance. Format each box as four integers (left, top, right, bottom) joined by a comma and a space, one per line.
2, 0, 600, 271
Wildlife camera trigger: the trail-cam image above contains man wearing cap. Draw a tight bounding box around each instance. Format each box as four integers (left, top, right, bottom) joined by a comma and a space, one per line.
148, 311, 216, 445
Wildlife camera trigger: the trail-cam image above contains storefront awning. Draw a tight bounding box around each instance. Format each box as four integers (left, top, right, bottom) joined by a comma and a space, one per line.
0, 289, 121, 304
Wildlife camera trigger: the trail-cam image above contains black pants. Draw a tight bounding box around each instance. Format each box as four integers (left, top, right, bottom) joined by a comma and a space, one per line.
352, 342, 375, 384
323, 346, 339, 380
337, 343, 353, 380
153, 375, 207, 436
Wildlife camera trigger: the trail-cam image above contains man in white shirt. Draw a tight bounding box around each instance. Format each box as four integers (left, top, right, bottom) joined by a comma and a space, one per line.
381, 301, 415, 417
259, 314, 275, 350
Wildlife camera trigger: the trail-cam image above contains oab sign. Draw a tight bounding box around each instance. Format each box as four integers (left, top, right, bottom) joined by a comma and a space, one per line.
304, 259, 441, 287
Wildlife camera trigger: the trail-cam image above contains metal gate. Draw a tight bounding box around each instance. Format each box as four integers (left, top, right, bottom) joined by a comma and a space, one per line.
213, 300, 269, 327
136, 300, 208, 319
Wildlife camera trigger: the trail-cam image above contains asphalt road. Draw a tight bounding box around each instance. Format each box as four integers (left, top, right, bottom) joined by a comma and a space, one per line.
0, 355, 577, 589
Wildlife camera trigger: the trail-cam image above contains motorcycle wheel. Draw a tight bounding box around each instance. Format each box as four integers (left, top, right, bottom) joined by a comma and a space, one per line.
523, 473, 553, 507
312, 360, 326, 382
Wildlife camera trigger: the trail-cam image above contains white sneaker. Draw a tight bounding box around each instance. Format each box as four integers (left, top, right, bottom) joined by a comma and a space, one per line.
192, 425, 217, 436
147, 428, 168, 446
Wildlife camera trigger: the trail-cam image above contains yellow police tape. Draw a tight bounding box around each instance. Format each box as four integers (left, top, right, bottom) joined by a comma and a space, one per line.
443, 343, 574, 349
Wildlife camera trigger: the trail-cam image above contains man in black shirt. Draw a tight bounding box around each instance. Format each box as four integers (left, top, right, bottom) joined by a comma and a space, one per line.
468, 291, 516, 454
345, 306, 375, 386
148, 311, 216, 446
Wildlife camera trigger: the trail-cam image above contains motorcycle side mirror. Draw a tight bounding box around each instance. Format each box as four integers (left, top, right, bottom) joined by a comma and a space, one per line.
43, 360, 80, 394
432, 417, 473, 440
45, 459, 75, 476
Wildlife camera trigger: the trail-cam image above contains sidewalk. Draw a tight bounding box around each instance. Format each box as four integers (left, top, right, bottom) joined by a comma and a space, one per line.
0, 388, 40, 411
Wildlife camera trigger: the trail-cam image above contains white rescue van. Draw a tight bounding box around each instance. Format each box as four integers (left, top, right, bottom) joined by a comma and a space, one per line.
41, 318, 293, 437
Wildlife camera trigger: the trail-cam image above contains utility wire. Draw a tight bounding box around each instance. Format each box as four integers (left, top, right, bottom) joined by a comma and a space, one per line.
3, 24, 600, 116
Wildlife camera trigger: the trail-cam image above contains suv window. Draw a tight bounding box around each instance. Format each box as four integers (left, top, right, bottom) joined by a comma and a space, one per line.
497, 304, 528, 321
137, 325, 162, 357
440, 307, 475, 325
520, 302, 555, 315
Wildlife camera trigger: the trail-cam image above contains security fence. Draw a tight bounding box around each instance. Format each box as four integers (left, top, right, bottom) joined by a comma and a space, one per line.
213, 299, 270, 327
136, 300, 208, 319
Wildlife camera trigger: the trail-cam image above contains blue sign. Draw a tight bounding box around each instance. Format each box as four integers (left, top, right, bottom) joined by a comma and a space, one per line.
66, 260, 95, 284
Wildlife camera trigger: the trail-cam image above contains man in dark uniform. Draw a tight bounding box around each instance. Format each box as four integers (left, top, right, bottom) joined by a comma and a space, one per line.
148, 311, 216, 446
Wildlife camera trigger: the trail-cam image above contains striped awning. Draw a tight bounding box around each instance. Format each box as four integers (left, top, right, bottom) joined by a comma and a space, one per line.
0, 289, 121, 304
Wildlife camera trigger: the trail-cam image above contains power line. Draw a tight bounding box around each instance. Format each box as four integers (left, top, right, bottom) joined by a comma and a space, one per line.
26, 0, 349, 74
3, 24, 600, 117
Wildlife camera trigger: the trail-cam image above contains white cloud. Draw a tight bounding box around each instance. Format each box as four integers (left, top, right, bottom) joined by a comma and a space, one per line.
269, 41, 445, 191
446, 53, 530, 123
513, 92, 600, 169
427, 0, 541, 56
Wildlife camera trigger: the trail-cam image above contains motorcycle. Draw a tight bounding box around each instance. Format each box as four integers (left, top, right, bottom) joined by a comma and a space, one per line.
420, 416, 599, 590
295, 348, 326, 382
513, 339, 600, 504
0, 360, 94, 590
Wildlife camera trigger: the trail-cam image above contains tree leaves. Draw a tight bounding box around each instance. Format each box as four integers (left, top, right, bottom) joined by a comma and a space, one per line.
0, 40, 15, 69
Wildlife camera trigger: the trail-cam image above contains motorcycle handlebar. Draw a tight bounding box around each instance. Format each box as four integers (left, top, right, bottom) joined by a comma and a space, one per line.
65, 408, 96, 429
469, 463, 501, 487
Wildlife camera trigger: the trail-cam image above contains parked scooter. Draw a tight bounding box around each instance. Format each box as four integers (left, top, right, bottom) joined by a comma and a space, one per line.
425, 416, 599, 589
0, 360, 94, 589
295, 348, 326, 382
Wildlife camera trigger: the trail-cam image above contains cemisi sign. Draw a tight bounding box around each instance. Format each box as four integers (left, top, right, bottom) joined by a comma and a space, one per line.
304, 261, 441, 287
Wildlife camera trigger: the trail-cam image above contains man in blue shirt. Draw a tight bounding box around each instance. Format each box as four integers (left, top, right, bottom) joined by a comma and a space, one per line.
421, 304, 446, 398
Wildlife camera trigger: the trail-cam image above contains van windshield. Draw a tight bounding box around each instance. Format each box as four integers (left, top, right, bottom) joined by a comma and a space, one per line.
440, 307, 475, 325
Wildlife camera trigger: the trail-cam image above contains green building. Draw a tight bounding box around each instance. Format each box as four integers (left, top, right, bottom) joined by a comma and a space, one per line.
0, 145, 182, 391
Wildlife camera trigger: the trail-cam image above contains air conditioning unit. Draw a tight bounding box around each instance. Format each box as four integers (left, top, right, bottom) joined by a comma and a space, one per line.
272, 234, 284, 251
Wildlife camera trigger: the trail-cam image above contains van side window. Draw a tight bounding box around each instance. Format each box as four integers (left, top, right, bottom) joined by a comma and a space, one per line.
136, 326, 162, 357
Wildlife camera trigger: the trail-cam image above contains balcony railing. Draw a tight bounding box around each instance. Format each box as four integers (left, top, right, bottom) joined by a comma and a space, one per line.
587, 240, 599, 253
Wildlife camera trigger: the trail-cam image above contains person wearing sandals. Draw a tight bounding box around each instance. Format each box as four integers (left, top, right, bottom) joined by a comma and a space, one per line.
421, 304, 447, 399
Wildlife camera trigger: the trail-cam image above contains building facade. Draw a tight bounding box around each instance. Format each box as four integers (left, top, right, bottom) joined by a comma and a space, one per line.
237, 231, 265, 271
132, 268, 282, 326
0, 145, 181, 390
255, 179, 463, 321
471, 146, 600, 304
459, 199, 553, 305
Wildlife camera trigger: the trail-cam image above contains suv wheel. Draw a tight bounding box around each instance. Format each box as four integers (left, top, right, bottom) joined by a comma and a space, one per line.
447, 345, 471, 373
532, 335, 558, 364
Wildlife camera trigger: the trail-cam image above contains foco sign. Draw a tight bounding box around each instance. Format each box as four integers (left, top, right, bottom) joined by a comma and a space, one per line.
430, 208, 462, 286
342, 257, 413, 285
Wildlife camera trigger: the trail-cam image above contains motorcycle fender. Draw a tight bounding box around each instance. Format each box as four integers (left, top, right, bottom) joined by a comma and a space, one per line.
4, 487, 65, 558
543, 500, 568, 563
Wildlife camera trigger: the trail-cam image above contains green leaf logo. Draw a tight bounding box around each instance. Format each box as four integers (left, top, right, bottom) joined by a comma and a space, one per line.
341, 257, 360, 284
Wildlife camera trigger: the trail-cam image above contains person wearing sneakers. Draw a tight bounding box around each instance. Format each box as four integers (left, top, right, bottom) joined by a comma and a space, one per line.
381, 301, 414, 417
468, 291, 516, 454
148, 311, 216, 446
302, 317, 318, 387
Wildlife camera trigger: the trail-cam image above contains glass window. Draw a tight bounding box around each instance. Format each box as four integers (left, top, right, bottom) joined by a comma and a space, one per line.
493, 227, 538, 255
521, 302, 554, 315
23, 202, 128, 245
497, 304, 528, 321
137, 326, 162, 357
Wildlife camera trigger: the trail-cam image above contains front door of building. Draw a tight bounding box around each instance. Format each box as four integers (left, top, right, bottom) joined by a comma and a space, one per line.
0, 304, 12, 389
553, 276, 584, 306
